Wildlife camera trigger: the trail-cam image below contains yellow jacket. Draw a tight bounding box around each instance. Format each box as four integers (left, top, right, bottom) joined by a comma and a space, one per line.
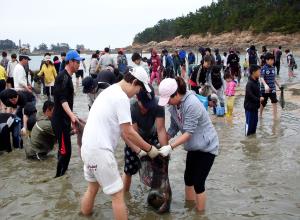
0, 65, 7, 80
38, 64, 57, 85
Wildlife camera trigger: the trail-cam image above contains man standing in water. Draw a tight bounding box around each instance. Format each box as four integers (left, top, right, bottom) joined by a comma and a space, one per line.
80, 66, 159, 219
52, 50, 80, 178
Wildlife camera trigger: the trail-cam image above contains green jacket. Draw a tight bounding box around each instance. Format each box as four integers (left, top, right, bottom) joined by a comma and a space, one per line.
25, 112, 56, 157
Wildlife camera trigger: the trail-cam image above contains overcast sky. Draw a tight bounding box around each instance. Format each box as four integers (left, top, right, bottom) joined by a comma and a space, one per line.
1, 0, 211, 50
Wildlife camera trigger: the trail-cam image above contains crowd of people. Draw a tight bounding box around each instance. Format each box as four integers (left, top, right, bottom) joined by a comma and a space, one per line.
0, 44, 298, 219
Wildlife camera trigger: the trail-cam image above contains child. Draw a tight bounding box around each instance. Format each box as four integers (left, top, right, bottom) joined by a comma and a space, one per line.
224, 71, 236, 117
259, 53, 281, 120
244, 65, 262, 136
243, 58, 249, 77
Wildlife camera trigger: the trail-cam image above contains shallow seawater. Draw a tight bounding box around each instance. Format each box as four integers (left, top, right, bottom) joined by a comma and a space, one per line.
0, 63, 300, 220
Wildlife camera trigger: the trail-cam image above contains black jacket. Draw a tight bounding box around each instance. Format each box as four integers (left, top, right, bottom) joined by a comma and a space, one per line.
244, 77, 261, 111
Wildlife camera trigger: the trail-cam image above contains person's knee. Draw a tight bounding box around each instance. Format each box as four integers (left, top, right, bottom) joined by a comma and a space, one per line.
87, 182, 100, 195
111, 190, 125, 208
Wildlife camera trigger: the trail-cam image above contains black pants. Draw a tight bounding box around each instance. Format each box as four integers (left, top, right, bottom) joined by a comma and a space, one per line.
275, 61, 280, 75
184, 151, 215, 194
52, 119, 72, 177
45, 86, 54, 99
0, 79, 6, 93
245, 110, 258, 136
0, 125, 12, 152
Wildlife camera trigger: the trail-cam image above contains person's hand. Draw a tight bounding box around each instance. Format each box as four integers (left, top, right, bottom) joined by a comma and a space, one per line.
137, 149, 147, 158
147, 145, 159, 159
71, 113, 78, 133
158, 145, 173, 157
264, 84, 270, 93
21, 127, 27, 136
70, 113, 78, 124
260, 97, 264, 103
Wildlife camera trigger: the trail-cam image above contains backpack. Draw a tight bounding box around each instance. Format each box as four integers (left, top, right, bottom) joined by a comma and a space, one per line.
248, 49, 258, 65
211, 66, 223, 90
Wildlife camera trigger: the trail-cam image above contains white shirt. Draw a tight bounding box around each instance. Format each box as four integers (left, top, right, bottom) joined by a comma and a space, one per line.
222, 55, 227, 67
79, 60, 86, 71
13, 63, 27, 90
82, 84, 131, 152
6, 60, 18, 77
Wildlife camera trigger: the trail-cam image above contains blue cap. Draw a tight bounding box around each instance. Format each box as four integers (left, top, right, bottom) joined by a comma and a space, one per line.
65, 50, 83, 62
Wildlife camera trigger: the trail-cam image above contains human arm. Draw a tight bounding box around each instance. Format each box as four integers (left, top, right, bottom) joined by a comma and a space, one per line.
37, 64, 44, 77
260, 77, 270, 93
121, 122, 158, 158
53, 66, 57, 78
62, 102, 77, 124
167, 115, 180, 139
122, 122, 142, 153
155, 117, 168, 146
160, 104, 200, 156
21, 114, 28, 136
207, 71, 217, 93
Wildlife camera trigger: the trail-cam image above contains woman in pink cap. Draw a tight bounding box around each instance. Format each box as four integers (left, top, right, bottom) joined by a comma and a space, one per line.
157, 76, 219, 212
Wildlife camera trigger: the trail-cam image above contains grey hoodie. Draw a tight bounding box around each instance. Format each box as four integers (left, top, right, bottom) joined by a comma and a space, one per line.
167, 91, 219, 155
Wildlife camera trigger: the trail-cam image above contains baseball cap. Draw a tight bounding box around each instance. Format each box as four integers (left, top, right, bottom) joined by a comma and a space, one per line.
136, 84, 156, 109
65, 50, 83, 62
129, 66, 151, 92
158, 78, 178, 106
19, 55, 31, 61
82, 76, 97, 93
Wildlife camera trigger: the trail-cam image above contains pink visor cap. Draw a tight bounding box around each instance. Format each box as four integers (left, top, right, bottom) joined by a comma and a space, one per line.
158, 78, 178, 106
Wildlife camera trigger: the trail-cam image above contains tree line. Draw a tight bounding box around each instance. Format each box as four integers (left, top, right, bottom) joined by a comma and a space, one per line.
133, 0, 300, 44
0, 39, 87, 53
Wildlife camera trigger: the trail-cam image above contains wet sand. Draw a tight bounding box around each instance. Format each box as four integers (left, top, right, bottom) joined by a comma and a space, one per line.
0, 63, 300, 219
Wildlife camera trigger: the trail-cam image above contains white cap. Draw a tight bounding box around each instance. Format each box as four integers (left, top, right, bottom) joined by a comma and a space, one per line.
43, 55, 51, 62
130, 66, 151, 92
158, 78, 178, 106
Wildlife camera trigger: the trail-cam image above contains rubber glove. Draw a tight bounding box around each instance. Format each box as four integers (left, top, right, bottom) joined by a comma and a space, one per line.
159, 145, 173, 157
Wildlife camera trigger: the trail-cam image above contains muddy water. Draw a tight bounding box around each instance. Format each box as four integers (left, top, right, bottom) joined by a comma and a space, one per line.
1, 61, 300, 219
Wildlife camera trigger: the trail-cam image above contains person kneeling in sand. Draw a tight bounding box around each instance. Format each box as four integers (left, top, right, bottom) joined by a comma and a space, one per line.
25, 101, 56, 160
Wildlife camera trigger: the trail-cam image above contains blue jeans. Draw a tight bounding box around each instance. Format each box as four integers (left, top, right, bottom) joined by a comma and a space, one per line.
245, 110, 258, 136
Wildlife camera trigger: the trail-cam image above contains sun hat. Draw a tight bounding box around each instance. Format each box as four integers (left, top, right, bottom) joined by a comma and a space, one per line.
158, 78, 178, 106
